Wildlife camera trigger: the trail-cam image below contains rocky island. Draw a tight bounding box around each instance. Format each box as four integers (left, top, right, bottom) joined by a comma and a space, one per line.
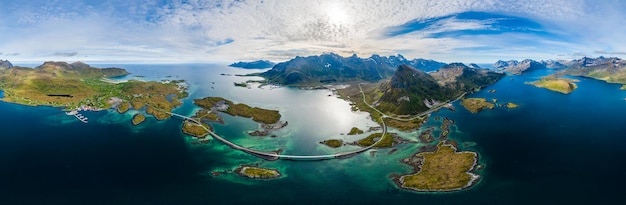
131, 113, 146, 126
346, 127, 364, 135
398, 142, 479, 191
320, 139, 343, 148
236, 166, 281, 179
529, 77, 578, 94
460, 98, 495, 113
506, 102, 519, 109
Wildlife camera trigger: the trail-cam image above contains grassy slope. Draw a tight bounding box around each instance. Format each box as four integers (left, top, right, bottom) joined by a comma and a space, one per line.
529, 78, 578, 94
400, 142, 477, 191
460, 98, 495, 113
194, 97, 281, 124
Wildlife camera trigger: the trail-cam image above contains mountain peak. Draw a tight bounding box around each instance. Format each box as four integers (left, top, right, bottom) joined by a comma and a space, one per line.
0, 59, 13, 70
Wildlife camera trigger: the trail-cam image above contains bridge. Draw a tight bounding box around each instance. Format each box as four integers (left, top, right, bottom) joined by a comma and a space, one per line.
162, 109, 387, 161
156, 84, 463, 161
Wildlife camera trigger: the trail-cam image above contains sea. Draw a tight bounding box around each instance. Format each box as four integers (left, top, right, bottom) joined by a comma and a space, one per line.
0, 64, 624, 205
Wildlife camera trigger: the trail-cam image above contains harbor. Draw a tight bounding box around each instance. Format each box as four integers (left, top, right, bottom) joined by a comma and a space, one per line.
65, 105, 96, 123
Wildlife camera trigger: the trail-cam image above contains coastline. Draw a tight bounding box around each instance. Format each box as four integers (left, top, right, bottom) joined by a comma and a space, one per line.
395, 142, 481, 192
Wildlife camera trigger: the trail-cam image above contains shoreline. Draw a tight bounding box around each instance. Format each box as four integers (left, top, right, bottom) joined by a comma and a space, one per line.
394, 142, 481, 192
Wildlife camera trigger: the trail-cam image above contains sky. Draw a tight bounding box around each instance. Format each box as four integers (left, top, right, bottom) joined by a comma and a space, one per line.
1, 0, 625, 64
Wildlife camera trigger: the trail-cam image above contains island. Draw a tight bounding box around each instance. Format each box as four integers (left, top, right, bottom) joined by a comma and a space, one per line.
233, 82, 248, 87
398, 142, 479, 191
181, 120, 211, 139
320, 139, 343, 148
193, 97, 281, 124
131, 113, 146, 126
236, 166, 281, 179
529, 76, 578, 94
460, 98, 495, 113
0, 61, 188, 124
355, 132, 395, 148
347, 127, 364, 135
506, 102, 519, 109
229, 60, 275, 69
621, 85, 626, 90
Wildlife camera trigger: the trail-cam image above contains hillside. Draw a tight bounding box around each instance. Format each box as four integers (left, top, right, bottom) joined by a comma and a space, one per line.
375, 64, 504, 115
561, 57, 626, 84
260, 53, 446, 85
376, 65, 454, 115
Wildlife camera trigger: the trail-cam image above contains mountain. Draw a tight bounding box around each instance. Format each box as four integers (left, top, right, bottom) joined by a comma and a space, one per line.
0, 60, 13, 70
375, 65, 453, 115
468, 63, 481, 69
33, 61, 128, 78
562, 56, 626, 84
430, 63, 505, 92
260, 53, 446, 85
493, 59, 546, 74
541, 60, 568, 69
375, 64, 505, 115
229, 60, 275, 69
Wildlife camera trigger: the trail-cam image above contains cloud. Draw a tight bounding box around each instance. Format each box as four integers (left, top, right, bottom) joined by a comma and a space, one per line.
52, 52, 79, 57
594, 50, 626, 55
0, 0, 624, 63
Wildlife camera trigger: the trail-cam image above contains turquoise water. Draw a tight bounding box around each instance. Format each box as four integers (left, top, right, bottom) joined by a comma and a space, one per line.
0, 65, 624, 204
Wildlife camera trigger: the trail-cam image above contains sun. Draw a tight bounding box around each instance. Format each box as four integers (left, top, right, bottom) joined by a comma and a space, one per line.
325, 3, 350, 25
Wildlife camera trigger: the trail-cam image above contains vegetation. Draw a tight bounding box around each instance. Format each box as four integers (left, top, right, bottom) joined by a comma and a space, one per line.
320, 139, 343, 148
400, 142, 477, 191
194, 97, 281, 124
356, 132, 394, 148
460, 98, 495, 113
347, 127, 364, 135
385, 118, 425, 132
562, 57, 626, 84
506, 102, 519, 109
131, 113, 146, 126
621, 85, 626, 90
117, 102, 130, 113
0, 61, 187, 121
529, 77, 578, 94
238, 166, 281, 179
181, 121, 211, 138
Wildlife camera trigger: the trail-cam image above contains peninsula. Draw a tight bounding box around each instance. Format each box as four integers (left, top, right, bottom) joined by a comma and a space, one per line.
0, 61, 188, 123
529, 77, 578, 94
398, 142, 479, 191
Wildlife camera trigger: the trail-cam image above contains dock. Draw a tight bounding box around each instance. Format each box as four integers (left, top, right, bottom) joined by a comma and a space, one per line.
66, 110, 88, 123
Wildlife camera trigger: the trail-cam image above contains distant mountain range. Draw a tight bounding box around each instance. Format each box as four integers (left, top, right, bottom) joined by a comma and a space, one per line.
229, 60, 275, 69
561, 56, 626, 84
492, 56, 626, 84
260, 53, 446, 85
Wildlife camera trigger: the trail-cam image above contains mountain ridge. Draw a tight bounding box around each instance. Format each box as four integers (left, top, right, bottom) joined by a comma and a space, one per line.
260, 53, 446, 85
